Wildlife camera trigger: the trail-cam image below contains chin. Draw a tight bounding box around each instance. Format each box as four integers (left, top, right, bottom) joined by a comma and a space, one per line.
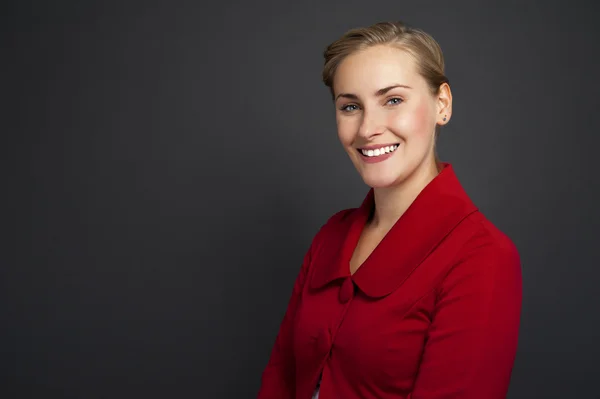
360, 171, 405, 189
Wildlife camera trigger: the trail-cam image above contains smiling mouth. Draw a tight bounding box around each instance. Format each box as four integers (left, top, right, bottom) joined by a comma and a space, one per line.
357, 144, 399, 157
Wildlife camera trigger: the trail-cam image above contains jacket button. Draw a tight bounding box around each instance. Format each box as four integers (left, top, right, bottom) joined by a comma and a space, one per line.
339, 278, 355, 303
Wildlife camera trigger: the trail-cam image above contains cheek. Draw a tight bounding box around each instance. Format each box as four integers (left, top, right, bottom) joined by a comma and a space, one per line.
391, 100, 434, 137
336, 117, 356, 146
413, 100, 436, 138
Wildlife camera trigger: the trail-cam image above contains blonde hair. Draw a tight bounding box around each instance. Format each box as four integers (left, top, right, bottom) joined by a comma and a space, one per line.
322, 21, 449, 97
322, 21, 449, 161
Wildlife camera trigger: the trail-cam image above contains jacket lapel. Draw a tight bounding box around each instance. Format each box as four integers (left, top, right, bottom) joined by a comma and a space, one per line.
309, 164, 478, 298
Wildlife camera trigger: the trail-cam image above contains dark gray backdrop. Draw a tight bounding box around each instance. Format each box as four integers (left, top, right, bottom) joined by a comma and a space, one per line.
3, 1, 599, 398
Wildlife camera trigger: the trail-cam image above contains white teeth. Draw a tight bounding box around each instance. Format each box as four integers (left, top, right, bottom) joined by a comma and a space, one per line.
361, 144, 399, 157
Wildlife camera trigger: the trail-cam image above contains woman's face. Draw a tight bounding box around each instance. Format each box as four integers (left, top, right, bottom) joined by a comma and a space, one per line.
333, 44, 450, 189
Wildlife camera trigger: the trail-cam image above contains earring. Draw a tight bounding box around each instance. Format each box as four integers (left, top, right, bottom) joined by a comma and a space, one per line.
443, 115, 447, 122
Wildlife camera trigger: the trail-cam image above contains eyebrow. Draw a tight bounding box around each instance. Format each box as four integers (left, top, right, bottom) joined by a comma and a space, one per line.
335, 84, 412, 101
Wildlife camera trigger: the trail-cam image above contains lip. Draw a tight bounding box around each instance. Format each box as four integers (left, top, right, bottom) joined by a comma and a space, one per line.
357, 143, 400, 164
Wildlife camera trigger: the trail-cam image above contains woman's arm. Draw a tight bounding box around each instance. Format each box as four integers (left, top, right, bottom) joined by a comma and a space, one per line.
256, 210, 350, 398
256, 243, 313, 399
410, 234, 522, 399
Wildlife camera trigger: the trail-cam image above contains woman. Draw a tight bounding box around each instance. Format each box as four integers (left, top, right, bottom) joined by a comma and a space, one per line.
257, 21, 522, 399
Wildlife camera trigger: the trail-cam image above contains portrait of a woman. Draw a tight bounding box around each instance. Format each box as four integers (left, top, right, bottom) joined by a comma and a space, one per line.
257, 21, 522, 399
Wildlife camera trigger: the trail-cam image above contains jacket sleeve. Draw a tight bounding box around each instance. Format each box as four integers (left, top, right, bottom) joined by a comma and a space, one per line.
256, 240, 314, 399
410, 236, 523, 399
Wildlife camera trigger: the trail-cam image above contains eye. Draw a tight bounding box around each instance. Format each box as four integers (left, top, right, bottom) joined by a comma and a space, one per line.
386, 97, 403, 106
339, 104, 360, 112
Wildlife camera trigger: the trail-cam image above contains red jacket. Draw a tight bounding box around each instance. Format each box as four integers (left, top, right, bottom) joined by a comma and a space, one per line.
257, 164, 522, 399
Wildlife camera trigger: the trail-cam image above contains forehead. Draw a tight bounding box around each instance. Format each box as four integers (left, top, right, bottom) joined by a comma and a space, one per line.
333, 45, 424, 94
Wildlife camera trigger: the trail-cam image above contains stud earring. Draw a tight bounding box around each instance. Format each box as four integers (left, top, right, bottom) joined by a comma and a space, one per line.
443, 115, 447, 122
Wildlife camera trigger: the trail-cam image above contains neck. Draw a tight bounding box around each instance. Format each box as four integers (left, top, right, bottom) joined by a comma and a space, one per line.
370, 160, 441, 230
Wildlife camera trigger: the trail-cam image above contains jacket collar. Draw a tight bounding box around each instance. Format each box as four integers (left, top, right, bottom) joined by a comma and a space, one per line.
309, 163, 478, 298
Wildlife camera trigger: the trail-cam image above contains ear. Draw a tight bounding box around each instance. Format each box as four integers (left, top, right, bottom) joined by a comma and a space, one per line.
436, 83, 452, 126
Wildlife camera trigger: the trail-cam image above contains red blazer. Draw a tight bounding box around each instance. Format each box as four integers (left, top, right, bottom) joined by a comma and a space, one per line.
257, 164, 522, 399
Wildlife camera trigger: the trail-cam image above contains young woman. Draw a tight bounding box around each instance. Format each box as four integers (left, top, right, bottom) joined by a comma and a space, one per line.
257, 21, 522, 399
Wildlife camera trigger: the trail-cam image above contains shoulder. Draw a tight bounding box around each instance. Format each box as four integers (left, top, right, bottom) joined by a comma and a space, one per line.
442, 212, 522, 291
308, 207, 357, 251
325, 207, 356, 226
318, 207, 356, 234
463, 212, 520, 263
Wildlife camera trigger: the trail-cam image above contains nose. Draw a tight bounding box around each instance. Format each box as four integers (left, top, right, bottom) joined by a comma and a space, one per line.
357, 108, 384, 139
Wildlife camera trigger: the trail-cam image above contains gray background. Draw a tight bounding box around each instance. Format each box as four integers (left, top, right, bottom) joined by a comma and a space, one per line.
3, 0, 599, 398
